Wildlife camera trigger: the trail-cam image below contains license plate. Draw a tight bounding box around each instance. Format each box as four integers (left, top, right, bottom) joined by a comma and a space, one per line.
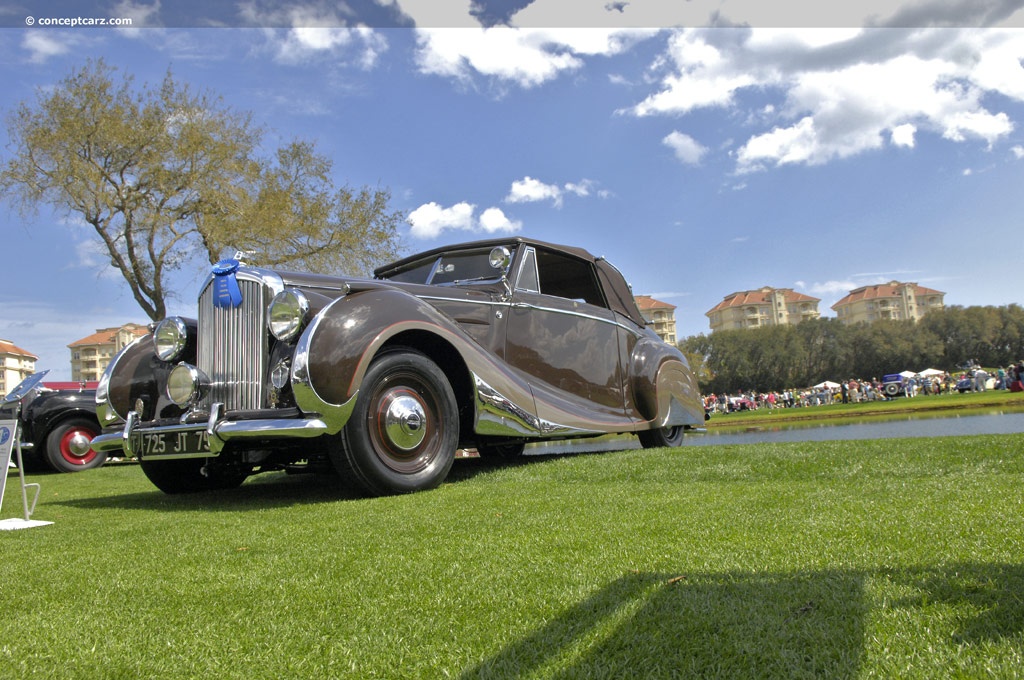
132, 428, 211, 458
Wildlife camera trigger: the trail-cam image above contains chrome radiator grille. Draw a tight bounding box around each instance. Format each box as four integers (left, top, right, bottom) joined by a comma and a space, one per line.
197, 278, 268, 411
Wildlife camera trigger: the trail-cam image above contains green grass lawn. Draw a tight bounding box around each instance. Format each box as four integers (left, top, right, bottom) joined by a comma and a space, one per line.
2, 434, 1023, 678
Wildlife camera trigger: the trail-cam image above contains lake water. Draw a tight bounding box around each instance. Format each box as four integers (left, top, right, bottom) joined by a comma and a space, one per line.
524, 411, 1024, 454
679, 410, 1024, 446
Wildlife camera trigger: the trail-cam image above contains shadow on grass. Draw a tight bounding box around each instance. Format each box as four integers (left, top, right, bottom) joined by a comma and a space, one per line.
462, 563, 1024, 679
52, 451, 575, 512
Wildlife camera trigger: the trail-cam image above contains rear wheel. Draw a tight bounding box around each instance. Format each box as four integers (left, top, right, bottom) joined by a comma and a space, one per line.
140, 458, 248, 494
332, 350, 458, 495
638, 425, 684, 449
43, 418, 105, 472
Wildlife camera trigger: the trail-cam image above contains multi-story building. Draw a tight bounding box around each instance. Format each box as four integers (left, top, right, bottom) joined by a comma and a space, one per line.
832, 281, 945, 325
0, 339, 38, 398
68, 324, 149, 383
706, 287, 821, 332
635, 295, 677, 344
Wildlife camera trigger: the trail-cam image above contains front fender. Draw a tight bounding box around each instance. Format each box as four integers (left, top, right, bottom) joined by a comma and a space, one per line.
292, 287, 542, 437
291, 289, 467, 431
99, 329, 191, 425
23, 392, 98, 445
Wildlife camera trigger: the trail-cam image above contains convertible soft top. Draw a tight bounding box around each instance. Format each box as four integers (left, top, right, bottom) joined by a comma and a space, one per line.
374, 237, 647, 328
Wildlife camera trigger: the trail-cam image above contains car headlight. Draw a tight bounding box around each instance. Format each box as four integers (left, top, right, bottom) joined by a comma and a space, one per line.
166, 363, 208, 407
268, 289, 311, 342
153, 317, 189, 362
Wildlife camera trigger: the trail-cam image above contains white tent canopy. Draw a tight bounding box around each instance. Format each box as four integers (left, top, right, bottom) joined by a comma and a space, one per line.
900, 369, 944, 378
813, 380, 840, 389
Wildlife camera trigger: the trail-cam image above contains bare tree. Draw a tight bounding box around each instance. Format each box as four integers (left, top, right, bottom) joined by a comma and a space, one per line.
1, 59, 403, 321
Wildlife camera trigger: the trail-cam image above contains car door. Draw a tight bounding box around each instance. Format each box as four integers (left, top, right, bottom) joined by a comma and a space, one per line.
503, 246, 629, 429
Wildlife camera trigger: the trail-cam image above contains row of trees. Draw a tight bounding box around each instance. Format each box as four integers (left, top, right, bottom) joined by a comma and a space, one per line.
680, 305, 1024, 395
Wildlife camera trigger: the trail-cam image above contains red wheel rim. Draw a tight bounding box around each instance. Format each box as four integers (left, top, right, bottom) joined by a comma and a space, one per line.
59, 427, 99, 466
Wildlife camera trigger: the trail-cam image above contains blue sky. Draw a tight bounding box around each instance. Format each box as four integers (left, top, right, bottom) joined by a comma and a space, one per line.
3, 1, 1024, 379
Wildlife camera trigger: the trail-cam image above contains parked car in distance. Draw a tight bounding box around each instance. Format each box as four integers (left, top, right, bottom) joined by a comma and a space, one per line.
91, 237, 706, 497
881, 374, 904, 398
0, 371, 106, 472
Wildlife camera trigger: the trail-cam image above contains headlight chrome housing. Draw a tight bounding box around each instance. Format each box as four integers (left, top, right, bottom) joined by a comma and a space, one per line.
268, 289, 311, 342
153, 317, 189, 362
166, 363, 209, 407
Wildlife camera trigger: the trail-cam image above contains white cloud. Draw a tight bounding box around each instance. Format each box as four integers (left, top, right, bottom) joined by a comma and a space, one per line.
1012, 145, 1024, 158
387, 0, 1024, 30
413, 26, 656, 89
805, 279, 863, 296
504, 176, 599, 207
663, 131, 708, 165
628, 28, 1024, 173
408, 201, 520, 238
413, 28, 585, 88
111, 0, 163, 32
479, 207, 522, 233
505, 176, 564, 205
239, 4, 388, 67
891, 123, 917, 147
22, 32, 73, 63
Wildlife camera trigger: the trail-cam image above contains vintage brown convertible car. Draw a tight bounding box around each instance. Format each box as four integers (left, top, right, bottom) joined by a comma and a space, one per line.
91, 238, 705, 496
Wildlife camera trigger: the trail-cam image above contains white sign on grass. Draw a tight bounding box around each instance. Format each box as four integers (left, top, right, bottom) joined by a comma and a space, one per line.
0, 421, 15, 511
0, 419, 52, 530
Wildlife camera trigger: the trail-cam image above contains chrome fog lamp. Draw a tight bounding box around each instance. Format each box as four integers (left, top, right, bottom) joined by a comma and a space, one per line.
166, 363, 208, 407
268, 289, 310, 342
489, 246, 512, 270
153, 317, 189, 362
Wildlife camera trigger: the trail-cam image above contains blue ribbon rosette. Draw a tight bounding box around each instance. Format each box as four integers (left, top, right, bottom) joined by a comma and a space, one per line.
211, 258, 243, 309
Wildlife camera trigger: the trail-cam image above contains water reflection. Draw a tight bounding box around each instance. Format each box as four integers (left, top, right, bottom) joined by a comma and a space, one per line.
688, 411, 1024, 446
525, 411, 1024, 454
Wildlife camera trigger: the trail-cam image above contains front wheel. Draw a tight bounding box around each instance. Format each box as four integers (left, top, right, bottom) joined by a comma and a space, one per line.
638, 425, 684, 449
333, 350, 458, 496
44, 418, 105, 472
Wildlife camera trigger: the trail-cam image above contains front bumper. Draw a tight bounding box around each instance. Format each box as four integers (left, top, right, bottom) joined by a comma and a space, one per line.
90, 403, 330, 458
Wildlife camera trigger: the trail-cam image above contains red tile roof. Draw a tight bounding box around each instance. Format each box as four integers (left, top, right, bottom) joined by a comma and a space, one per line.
706, 287, 819, 314
634, 295, 676, 312
832, 281, 944, 308
68, 324, 149, 348
0, 339, 38, 360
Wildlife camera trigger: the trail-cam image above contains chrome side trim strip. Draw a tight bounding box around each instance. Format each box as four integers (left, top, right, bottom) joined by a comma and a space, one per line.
420, 294, 642, 336
472, 374, 594, 439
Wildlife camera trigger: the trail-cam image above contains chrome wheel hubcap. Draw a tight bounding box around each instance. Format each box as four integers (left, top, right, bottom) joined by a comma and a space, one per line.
382, 393, 427, 451
68, 432, 93, 457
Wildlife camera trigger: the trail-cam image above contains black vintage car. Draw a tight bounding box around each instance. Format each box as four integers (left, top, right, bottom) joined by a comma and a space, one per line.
91, 238, 705, 496
1, 371, 106, 472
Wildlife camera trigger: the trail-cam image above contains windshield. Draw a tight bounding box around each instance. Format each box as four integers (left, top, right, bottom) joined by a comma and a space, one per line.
380, 247, 515, 285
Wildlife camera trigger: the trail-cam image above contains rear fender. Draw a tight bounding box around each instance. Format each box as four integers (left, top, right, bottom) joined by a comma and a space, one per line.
631, 337, 704, 428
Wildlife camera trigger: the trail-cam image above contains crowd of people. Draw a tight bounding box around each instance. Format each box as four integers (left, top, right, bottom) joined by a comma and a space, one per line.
702, 361, 1024, 415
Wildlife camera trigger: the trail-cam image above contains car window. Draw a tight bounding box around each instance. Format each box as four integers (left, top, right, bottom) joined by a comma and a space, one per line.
382, 260, 436, 284
534, 249, 607, 308
515, 248, 540, 293
382, 248, 515, 285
